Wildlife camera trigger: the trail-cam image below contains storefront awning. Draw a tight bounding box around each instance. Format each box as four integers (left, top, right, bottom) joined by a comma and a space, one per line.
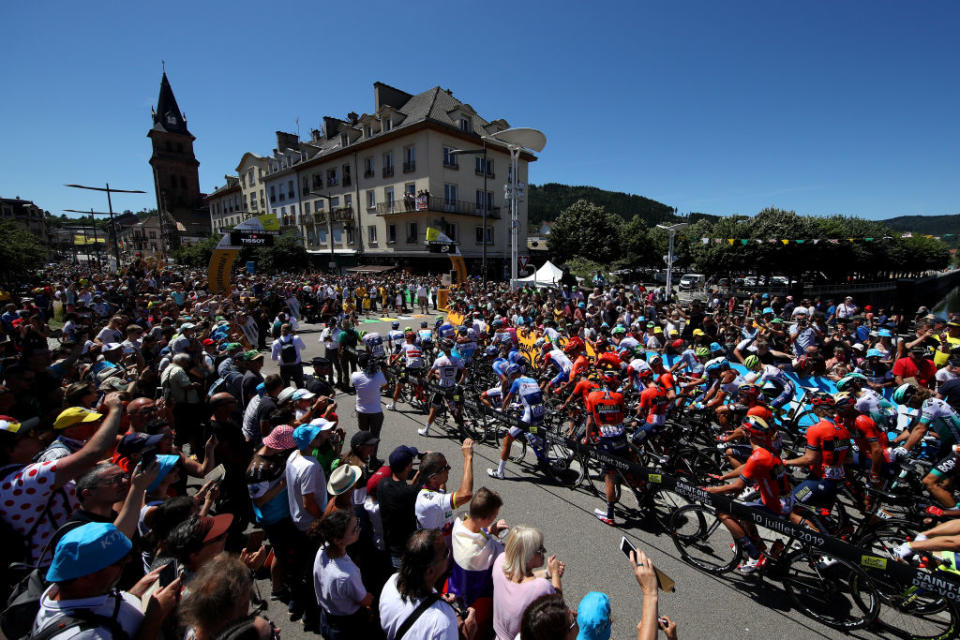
345, 265, 398, 273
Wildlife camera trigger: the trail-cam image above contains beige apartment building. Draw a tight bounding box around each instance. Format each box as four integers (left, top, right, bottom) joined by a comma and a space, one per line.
259, 82, 536, 276
207, 176, 243, 234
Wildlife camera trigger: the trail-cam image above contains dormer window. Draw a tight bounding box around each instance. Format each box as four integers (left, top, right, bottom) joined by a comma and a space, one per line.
363, 125, 372, 138
459, 118, 471, 132
383, 118, 393, 132
340, 133, 349, 147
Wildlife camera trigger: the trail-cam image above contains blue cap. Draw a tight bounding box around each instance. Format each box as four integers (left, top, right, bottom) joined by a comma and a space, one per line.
762, 307, 774, 315
388, 445, 420, 472
878, 328, 892, 337
577, 591, 612, 640
293, 420, 332, 450
46, 523, 132, 582
147, 454, 180, 493
710, 342, 722, 352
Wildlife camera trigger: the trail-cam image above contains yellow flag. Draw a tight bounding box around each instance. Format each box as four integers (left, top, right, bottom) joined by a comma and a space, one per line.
425, 227, 440, 242
781, 239, 789, 245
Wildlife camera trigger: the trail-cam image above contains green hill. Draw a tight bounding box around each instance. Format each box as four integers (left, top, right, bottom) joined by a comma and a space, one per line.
528, 183, 680, 227
881, 214, 960, 236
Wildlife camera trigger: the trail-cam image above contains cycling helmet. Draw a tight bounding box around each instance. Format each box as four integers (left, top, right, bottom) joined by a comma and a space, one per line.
508, 351, 527, 365
760, 381, 779, 398
836, 373, 867, 392
484, 345, 498, 357
744, 415, 774, 439
738, 382, 761, 399
637, 368, 654, 381
704, 357, 729, 374
457, 326, 468, 335
618, 348, 632, 362
436, 317, 444, 327
649, 354, 663, 367
403, 326, 413, 333
534, 337, 546, 349
866, 348, 883, 359
505, 363, 523, 378
810, 391, 835, 408
391, 321, 400, 330
633, 345, 646, 357
892, 383, 916, 405
743, 355, 761, 371
421, 321, 428, 328
438, 338, 454, 351
834, 391, 857, 412
746, 404, 773, 422
599, 366, 621, 387
492, 318, 504, 328
564, 337, 584, 354
695, 346, 710, 358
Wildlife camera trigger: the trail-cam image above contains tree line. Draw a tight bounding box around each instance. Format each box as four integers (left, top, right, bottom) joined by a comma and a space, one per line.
547, 201, 951, 280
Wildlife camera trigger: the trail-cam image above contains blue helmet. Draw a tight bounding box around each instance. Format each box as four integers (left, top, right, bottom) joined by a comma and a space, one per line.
484, 345, 498, 356
508, 351, 526, 365
506, 363, 523, 378
391, 321, 400, 329
704, 357, 729, 374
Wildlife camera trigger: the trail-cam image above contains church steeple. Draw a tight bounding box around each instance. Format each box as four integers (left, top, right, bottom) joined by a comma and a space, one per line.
151, 72, 192, 137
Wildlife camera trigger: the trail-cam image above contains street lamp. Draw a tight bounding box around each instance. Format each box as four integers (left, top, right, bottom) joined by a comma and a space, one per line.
482, 128, 547, 288
656, 222, 688, 298
449, 142, 489, 283
65, 183, 146, 270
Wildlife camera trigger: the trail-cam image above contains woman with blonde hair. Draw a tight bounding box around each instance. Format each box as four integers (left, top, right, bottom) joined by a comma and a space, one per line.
491, 524, 564, 640
179, 552, 276, 640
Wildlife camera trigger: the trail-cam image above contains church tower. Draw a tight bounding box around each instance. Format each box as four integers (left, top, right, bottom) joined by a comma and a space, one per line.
148, 72, 207, 243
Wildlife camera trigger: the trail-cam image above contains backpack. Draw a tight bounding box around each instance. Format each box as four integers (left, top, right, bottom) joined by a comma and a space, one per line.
17, 591, 128, 640
280, 338, 298, 364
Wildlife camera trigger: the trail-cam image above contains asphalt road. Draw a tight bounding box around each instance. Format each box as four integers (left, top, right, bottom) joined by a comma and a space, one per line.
257, 313, 881, 640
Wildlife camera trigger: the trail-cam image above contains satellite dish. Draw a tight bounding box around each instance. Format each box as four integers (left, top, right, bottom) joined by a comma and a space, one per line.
484, 127, 547, 153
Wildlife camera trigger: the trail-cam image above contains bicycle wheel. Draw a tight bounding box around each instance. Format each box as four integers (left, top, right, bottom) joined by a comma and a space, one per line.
495, 424, 527, 464
582, 452, 608, 496
864, 573, 960, 640
543, 438, 585, 488
667, 503, 741, 574
780, 549, 880, 630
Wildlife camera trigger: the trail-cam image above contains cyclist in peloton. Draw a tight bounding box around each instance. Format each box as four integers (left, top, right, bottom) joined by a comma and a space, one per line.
743, 354, 796, 410
631, 369, 670, 449
894, 383, 960, 508
540, 340, 573, 397
418, 321, 435, 352
584, 362, 630, 526
832, 391, 893, 491
487, 363, 546, 480
704, 415, 794, 574
420, 338, 465, 437
836, 373, 899, 434
387, 321, 405, 355
387, 330, 426, 411
454, 325, 478, 364
783, 392, 850, 526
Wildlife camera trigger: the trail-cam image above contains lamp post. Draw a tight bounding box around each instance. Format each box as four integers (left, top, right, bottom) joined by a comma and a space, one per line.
482, 128, 547, 288
656, 222, 688, 299
65, 183, 146, 270
306, 191, 337, 271
449, 141, 489, 283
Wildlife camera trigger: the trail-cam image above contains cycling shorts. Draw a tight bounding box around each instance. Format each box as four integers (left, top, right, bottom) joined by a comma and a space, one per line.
724, 443, 753, 463
792, 478, 840, 508
508, 408, 545, 438
598, 434, 629, 474
402, 366, 425, 381
550, 369, 570, 387
744, 494, 794, 518
431, 386, 461, 409
931, 454, 960, 480
482, 386, 503, 402
770, 387, 793, 409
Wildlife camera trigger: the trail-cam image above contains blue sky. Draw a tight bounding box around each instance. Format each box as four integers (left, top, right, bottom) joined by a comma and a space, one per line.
2, 1, 957, 220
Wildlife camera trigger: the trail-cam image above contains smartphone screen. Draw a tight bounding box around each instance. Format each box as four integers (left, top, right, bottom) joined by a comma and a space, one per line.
619, 537, 676, 593
158, 562, 178, 588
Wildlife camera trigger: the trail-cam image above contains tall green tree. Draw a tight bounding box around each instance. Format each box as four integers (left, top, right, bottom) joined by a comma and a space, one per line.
547, 200, 624, 263
0, 220, 47, 279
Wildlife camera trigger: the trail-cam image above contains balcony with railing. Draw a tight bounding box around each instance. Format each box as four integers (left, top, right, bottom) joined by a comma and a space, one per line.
375, 194, 500, 218
331, 207, 355, 223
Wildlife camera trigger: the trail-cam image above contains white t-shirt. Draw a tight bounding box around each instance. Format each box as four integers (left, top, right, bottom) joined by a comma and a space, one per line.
351, 370, 387, 414
272, 335, 306, 365
313, 545, 367, 616
285, 450, 327, 531
379, 574, 458, 640
34, 587, 143, 640
363, 496, 385, 551
415, 488, 456, 537
451, 517, 503, 572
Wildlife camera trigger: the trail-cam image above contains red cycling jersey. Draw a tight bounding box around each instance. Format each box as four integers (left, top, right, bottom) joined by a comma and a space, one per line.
586, 389, 626, 436
838, 413, 891, 463
638, 385, 670, 424
571, 379, 600, 403
739, 446, 791, 514
571, 355, 590, 379
656, 371, 676, 393
804, 418, 851, 480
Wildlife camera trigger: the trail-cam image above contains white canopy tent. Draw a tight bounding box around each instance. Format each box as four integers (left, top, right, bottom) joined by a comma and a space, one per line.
518, 260, 564, 287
